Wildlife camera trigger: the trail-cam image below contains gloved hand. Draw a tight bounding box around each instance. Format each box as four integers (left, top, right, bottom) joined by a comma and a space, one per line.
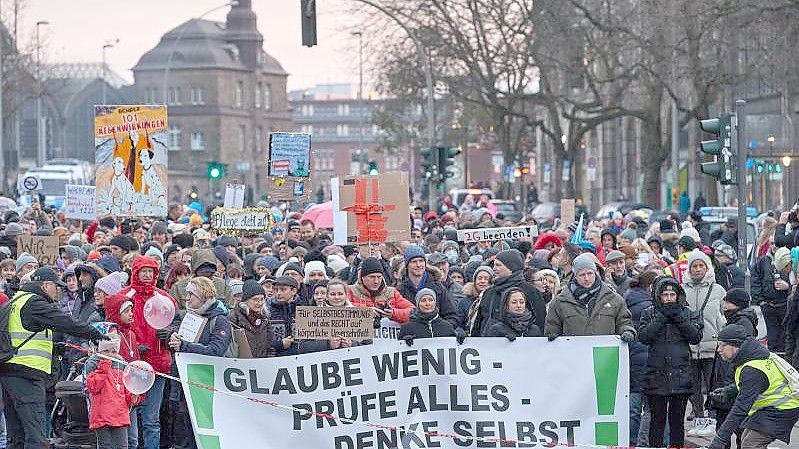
619, 330, 636, 343
138, 344, 151, 356
455, 328, 466, 345
402, 335, 415, 347
661, 303, 682, 319
546, 333, 559, 342
505, 333, 516, 342
53, 341, 66, 356
156, 328, 173, 342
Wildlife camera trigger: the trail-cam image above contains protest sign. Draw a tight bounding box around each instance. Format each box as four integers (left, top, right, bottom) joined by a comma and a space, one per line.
210, 207, 274, 235
267, 132, 312, 202
18, 236, 59, 266
94, 105, 168, 217
178, 313, 208, 343
64, 185, 96, 220
176, 336, 629, 449
372, 318, 401, 343
333, 172, 411, 245
294, 306, 375, 340
223, 183, 245, 209
456, 225, 539, 243
560, 199, 575, 226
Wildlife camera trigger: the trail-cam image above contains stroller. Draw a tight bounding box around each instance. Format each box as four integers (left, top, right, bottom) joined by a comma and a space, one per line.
50, 356, 95, 449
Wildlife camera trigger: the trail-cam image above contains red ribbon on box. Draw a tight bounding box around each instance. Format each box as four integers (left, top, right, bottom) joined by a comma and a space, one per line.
342, 177, 396, 244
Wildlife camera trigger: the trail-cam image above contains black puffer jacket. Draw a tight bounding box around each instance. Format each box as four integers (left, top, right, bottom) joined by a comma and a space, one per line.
473, 271, 546, 336
751, 255, 789, 307
485, 289, 542, 338
624, 286, 651, 394
637, 280, 703, 396
397, 311, 456, 339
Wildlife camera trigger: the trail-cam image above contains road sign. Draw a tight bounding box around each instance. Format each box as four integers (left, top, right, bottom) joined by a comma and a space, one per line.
17, 174, 41, 192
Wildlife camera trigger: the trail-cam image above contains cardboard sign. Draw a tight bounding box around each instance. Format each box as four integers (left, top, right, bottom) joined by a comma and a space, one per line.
456, 225, 540, 243
94, 105, 168, 217
293, 306, 375, 340
178, 313, 208, 343
334, 172, 411, 245
210, 207, 274, 234
223, 183, 245, 209
560, 198, 575, 226
266, 132, 312, 202
64, 185, 96, 220
267, 177, 311, 202
17, 236, 59, 266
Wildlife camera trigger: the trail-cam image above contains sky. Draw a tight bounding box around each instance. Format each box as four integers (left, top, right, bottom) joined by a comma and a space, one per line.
15, 0, 362, 91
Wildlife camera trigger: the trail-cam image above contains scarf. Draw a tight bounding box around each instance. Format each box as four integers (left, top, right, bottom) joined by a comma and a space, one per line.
410, 306, 439, 324
494, 271, 524, 288
569, 276, 602, 312
505, 309, 533, 335
611, 272, 627, 285
188, 297, 218, 316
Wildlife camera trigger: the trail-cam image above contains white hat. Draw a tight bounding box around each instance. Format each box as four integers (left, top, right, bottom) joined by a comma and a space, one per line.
680, 227, 701, 244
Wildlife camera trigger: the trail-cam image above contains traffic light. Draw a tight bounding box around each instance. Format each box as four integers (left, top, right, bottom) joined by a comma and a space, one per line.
368, 160, 378, 175
420, 147, 438, 181
300, 0, 317, 47
189, 185, 199, 200
437, 146, 461, 183
207, 161, 224, 180
699, 113, 734, 184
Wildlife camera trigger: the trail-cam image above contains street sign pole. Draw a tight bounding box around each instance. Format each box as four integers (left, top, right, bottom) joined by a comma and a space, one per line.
735, 99, 749, 293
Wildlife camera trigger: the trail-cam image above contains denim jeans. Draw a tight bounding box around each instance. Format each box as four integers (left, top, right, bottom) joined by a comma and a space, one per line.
128, 407, 139, 449
629, 392, 644, 446
0, 410, 6, 449
134, 377, 164, 449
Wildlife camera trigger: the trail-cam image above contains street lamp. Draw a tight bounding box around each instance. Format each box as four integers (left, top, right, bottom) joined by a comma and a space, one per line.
351, 31, 365, 173
102, 39, 119, 104
161, 1, 238, 104
35, 20, 49, 166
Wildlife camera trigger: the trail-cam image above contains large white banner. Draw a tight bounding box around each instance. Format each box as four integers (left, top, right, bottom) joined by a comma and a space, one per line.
175, 336, 629, 449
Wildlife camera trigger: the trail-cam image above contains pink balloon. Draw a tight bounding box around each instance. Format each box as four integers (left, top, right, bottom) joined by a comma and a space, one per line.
143, 294, 175, 330
122, 360, 155, 395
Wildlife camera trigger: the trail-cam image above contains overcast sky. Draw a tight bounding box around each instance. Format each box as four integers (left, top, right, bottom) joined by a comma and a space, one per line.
16, 0, 361, 91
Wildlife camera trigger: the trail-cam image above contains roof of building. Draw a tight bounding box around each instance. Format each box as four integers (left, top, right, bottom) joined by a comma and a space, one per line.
133, 18, 286, 75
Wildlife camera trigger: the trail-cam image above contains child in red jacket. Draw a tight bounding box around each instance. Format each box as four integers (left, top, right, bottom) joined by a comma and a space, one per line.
85, 332, 134, 449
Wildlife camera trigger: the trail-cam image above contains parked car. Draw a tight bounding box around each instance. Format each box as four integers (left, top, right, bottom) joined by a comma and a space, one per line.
531, 202, 560, 230
490, 200, 523, 223
449, 188, 494, 209
699, 206, 758, 219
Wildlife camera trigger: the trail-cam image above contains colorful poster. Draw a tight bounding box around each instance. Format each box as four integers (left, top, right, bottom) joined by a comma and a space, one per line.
94, 105, 168, 216
268, 132, 311, 177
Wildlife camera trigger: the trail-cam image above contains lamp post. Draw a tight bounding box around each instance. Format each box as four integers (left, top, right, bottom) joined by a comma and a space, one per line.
351, 31, 365, 174
161, 1, 238, 104
101, 39, 119, 104
35, 20, 49, 166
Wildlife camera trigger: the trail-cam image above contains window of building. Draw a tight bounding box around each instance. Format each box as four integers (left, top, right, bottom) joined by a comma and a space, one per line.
264, 84, 272, 111
144, 87, 158, 103
168, 125, 181, 150
255, 126, 263, 152
191, 87, 205, 105
191, 132, 205, 151
255, 83, 262, 109
337, 104, 349, 116
238, 125, 246, 153
235, 81, 244, 108
336, 124, 349, 136
301, 104, 313, 117
301, 125, 313, 134
167, 87, 181, 105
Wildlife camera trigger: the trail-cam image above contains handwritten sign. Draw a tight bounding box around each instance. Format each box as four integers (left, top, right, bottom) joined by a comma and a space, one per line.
64, 185, 96, 220
294, 306, 375, 340
17, 236, 59, 266
456, 225, 539, 243
268, 132, 311, 177
223, 183, 245, 209
210, 207, 274, 234
177, 313, 208, 343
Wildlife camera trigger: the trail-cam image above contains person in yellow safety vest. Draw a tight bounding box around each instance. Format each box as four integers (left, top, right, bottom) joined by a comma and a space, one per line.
0, 267, 108, 449
708, 324, 799, 449
663, 236, 698, 284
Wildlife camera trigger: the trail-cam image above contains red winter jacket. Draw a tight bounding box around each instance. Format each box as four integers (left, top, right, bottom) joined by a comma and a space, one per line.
86, 359, 131, 430
118, 256, 178, 373
347, 280, 414, 323
105, 293, 141, 363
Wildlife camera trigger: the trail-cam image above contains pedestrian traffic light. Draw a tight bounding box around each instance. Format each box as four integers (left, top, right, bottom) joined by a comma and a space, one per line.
420, 147, 438, 181
699, 113, 733, 184
300, 0, 317, 47
437, 146, 461, 182
368, 160, 379, 175
207, 161, 224, 180
189, 186, 199, 200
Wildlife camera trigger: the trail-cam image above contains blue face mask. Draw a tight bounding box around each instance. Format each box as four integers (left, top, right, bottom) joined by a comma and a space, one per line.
446, 251, 459, 264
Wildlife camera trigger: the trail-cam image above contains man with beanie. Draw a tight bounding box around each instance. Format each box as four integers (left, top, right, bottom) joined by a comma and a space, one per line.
545, 253, 635, 340
15, 253, 38, 278
229, 279, 273, 358
0, 222, 23, 257
397, 245, 458, 327
0, 268, 108, 449
348, 257, 414, 323
708, 325, 799, 449
751, 246, 790, 352
605, 250, 632, 297
473, 249, 546, 336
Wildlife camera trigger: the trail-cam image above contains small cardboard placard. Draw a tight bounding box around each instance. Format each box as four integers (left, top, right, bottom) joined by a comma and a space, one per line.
177, 313, 208, 343
17, 236, 59, 266
560, 198, 575, 226
334, 172, 411, 245
64, 185, 97, 220
456, 225, 540, 243
293, 306, 375, 340
210, 207, 274, 235
223, 183, 245, 209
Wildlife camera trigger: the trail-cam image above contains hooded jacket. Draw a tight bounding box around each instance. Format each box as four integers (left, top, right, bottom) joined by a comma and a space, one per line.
397, 292, 456, 340
85, 358, 132, 430
118, 256, 178, 374
348, 278, 414, 324
177, 301, 231, 357
104, 293, 140, 363
485, 288, 543, 338
169, 249, 232, 308
637, 279, 703, 396
397, 265, 458, 328
545, 282, 635, 337
228, 302, 274, 358
474, 271, 546, 337
751, 254, 790, 308
681, 256, 727, 358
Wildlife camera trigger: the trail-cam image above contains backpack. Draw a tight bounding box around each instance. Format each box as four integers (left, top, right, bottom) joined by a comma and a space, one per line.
768, 353, 799, 399
0, 294, 39, 363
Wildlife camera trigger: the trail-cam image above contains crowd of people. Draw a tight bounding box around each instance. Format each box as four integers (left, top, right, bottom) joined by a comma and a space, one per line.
0, 196, 797, 449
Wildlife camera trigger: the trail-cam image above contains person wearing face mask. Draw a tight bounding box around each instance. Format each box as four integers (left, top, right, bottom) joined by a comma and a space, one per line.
637, 277, 703, 448
681, 248, 727, 428
486, 288, 542, 340
398, 288, 457, 344
228, 279, 274, 358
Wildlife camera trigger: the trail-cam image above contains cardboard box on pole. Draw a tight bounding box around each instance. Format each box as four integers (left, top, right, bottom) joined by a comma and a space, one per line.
336, 172, 410, 245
